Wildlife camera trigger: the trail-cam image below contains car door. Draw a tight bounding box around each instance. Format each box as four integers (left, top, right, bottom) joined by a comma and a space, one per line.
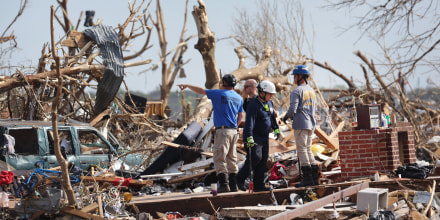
1, 126, 43, 170
76, 128, 112, 170
45, 127, 77, 168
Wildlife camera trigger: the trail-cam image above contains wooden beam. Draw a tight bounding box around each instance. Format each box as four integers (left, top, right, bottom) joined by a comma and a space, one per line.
81, 203, 99, 213
266, 182, 369, 220
314, 127, 339, 150
280, 130, 294, 146
329, 121, 345, 139
221, 206, 288, 219
139, 172, 184, 179
132, 177, 440, 219
97, 195, 104, 218
89, 109, 111, 127
221, 204, 359, 219
80, 176, 153, 186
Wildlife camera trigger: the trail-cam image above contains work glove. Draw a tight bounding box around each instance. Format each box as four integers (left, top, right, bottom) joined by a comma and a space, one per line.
246, 136, 255, 148
274, 129, 280, 140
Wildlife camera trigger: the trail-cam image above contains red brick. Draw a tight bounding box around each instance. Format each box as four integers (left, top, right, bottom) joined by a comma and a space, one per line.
365, 148, 377, 153
351, 130, 368, 135
339, 131, 352, 136
339, 140, 352, 146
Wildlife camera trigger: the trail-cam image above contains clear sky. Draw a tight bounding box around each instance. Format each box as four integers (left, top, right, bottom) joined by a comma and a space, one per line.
1, 0, 426, 94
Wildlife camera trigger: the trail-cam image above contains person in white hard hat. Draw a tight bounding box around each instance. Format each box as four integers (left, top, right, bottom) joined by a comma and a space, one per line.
235, 80, 280, 192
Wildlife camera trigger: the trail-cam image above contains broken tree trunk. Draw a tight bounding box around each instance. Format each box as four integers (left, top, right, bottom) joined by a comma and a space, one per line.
192, 0, 220, 90
50, 6, 76, 206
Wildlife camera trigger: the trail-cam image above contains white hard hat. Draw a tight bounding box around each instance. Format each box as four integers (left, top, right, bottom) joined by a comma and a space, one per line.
257, 80, 276, 94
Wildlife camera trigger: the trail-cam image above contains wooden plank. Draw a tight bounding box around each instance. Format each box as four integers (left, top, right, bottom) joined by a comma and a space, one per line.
81, 202, 99, 213
167, 169, 215, 184
89, 109, 111, 127
162, 141, 213, 157
329, 121, 345, 139
61, 207, 106, 220
146, 101, 165, 117
269, 139, 296, 155
314, 127, 339, 150
280, 130, 294, 146
221, 204, 359, 219
266, 182, 369, 220
139, 172, 184, 179
97, 195, 104, 217
80, 176, 153, 186
221, 206, 288, 219
132, 177, 440, 219
330, 149, 340, 160
237, 147, 247, 155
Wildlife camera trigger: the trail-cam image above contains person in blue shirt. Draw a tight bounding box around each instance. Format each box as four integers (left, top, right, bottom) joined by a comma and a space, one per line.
178, 74, 243, 193
282, 65, 319, 187
236, 80, 280, 192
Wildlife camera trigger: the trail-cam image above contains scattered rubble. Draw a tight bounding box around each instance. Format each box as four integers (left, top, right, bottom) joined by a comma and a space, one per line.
1, 111, 440, 220
0, 0, 439, 219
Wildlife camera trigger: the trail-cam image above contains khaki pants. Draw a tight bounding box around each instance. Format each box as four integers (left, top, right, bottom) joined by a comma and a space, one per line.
213, 128, 239, 175
294, 129, 316, 166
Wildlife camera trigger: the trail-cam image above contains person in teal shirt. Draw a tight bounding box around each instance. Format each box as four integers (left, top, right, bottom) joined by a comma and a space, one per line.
282, 65, 319, 187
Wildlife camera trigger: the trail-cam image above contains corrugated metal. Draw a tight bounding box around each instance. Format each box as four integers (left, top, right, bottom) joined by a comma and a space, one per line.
84, 24, 124, 114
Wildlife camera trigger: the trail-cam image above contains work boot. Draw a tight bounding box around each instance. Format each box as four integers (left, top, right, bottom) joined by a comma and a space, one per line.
217, 173, 230, 193
237, 183, 247, 191
228, 173, 238, 192
311, 164, 320, 186
295, 165, 314, 188
235, 174, 247, 191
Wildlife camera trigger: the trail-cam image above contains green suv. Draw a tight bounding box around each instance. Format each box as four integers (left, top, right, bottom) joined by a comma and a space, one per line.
0, 119, 144, 172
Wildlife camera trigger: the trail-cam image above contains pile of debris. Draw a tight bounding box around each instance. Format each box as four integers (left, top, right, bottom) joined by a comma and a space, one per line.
1, 111, 440, 219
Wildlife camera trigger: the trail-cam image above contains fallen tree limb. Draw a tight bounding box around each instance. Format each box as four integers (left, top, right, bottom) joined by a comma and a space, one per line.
0, 60, 151, 94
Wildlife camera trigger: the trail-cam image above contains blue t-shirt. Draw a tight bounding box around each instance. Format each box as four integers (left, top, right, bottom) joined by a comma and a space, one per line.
206, 89, 243, 128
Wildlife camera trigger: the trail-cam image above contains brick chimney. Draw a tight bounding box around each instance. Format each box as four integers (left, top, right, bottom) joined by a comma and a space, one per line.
338, 122, 416, 180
